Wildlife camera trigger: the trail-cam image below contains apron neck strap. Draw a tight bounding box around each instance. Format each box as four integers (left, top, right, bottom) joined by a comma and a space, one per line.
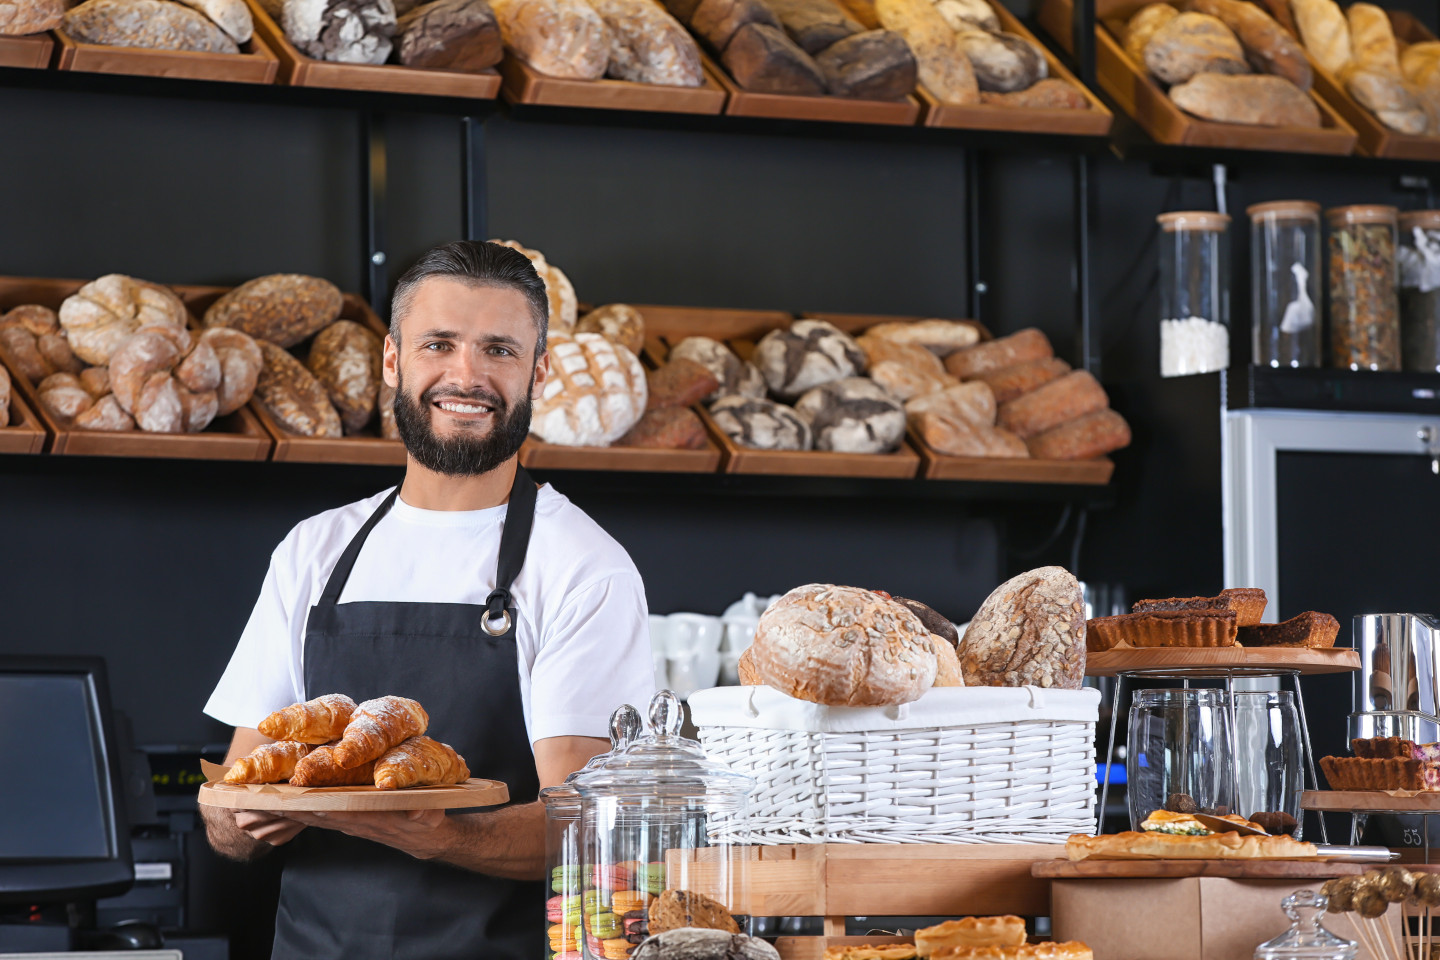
319, 488, 401, 605
483, 465, 537, 623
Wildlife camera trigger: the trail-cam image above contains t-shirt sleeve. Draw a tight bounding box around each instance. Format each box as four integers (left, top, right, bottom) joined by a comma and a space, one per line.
203, 544, 306, 730
527, 572, 654, 744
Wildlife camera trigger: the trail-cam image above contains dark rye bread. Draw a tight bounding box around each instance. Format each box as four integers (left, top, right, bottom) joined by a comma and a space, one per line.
1237, 611, 1340, 648
764, 0, 861, 54
815, 29, 916, 99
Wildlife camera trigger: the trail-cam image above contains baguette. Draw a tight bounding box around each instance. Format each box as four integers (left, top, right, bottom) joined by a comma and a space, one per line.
1065, 830, 1317, 860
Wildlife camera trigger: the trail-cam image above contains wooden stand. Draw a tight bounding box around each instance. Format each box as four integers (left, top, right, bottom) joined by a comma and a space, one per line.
54, 27, 279, 84
499, 54, 727, 115
1086, 646, 1361, 677
0, 33, 54, 69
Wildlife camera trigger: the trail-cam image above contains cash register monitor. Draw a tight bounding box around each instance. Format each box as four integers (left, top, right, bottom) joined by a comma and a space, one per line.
0, 656, 133, 904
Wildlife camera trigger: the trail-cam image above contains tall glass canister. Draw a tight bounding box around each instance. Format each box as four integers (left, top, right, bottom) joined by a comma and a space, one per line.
1127, 688, 1235, 829
1327, 204, 1400, 371
1399, 210, 1440, 373
1249, 201, 1322, 368
1158, 211, 1232, 377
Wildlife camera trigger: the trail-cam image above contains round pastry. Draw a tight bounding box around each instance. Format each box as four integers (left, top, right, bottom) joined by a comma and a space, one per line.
59, 274, 187, 365
753, 319, 866, 399
749, 583, 938, 706
709, 396, 810, 451
532, 332, 647, 446
793, 377, 905, 454
577, 304, 645, 356
490, 239, 578, 332
668, 336, 765, 402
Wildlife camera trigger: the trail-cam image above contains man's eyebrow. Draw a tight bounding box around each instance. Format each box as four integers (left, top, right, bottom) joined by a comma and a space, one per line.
411, 329, 526, 349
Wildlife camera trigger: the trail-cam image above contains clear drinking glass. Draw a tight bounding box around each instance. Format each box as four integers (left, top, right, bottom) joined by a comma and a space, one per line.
1127, 688, 1235, 829
1233, 690, 1304, 838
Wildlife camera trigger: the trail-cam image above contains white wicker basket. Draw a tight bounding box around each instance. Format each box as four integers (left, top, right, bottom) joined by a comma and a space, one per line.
687, 684, 1099, 845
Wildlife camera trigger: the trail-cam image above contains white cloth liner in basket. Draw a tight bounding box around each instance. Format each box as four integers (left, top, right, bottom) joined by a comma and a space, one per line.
687, 684, 1099, 845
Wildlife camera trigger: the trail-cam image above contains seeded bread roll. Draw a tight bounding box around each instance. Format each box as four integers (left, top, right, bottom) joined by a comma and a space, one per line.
750, 583, 938, 705
254, 341, 342, 437
204, 275, 343, 348
754, 319, 866, 399
960, 565, 1086, 688
307, 320, 382, 435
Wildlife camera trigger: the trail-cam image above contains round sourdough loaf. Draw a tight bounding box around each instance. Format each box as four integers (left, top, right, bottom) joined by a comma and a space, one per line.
750, 583, 938, 706
59, 274, 188, 365
669, 336, 765, 402
960, 565, 1086, 689
532, 332, 647, 446
204, 274, 343, 348
754, 319, 866, 398
490, 240, 578, 332
577, 303, 646, 356
793, 377, 905, 453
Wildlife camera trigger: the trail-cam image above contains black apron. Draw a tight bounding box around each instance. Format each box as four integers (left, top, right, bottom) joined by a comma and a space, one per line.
273, 467, 544, 960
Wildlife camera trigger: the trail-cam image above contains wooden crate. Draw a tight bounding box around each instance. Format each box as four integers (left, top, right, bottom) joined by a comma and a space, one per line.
178, 285, 407, 465
0, 33, 54, 69
638, 306, 922, 479
0, 381, 49, 455
498, 53, 727, 115
1036, 0, 1357, 155
54, 26, 279, 84
246, 0, 501, 97
917, 0, 1112, 136
0, 276, 273, 460
709, 61, 921, 126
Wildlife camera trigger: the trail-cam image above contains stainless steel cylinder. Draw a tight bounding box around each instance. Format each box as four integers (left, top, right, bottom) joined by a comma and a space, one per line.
1353, 612, 1440, 722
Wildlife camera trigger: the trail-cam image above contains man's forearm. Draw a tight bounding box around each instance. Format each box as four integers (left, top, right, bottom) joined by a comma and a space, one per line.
200, 804, 274, 862
432, 802, 546, 880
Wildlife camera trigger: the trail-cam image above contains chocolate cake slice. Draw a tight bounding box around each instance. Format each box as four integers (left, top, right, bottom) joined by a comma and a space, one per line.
1237, 611, 1340, 648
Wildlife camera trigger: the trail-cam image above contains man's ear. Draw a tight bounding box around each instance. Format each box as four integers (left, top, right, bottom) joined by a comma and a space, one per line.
382, 334, 399, 389
531, 346, 550, 401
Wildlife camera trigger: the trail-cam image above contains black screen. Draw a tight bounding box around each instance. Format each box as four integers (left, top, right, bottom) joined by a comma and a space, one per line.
0, 674, 112, 860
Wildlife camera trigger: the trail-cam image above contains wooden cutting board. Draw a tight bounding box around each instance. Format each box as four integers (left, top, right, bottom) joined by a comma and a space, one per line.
198, 778, 509, 812
1033, 859, 1369, 879
1085, 646, 1360, 677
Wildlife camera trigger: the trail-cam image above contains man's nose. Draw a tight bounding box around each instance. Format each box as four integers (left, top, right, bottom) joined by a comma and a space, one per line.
447, 347, 487, 386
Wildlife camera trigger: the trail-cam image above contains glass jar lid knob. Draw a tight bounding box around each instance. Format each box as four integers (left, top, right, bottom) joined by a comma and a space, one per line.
650, 689, 683, 739
610, 704, 641, 749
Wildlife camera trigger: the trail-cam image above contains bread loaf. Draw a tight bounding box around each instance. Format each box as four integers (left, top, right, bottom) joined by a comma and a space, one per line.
912, 410, 1027, 457
1124, 2, 1177, 65
1, 304, 59, 337
79, 366, 110, 398
750, 583, 937, 706
681, 0, 779, 52
577, 303, 645, 355
38, 373, 95, 424
379, 379, 399, 439
1, 0, 64, 34
1290, 0, 1349, 77
615, 405, 709, 448
960, 566, 1086, 688
204, 275, 342, 349
904, 380, 997, 427
945, 327, 1052, 379
533, 332, 647, 446
723, 21, 828, 92
1142, 12, 1248, 85
754, 319, 866, 398
0, 327, 51, 383
199, 327, 263, 415
174, 0, 252, 42
589, 0, 704, 85
862, 319, 980, 356
647, 357, 720, 410
73, 394, 137, 432
1256, 0, 1295, 38
960, 29, 1047, 92
109, 327, 223, 434
59, 274, 187, 366
996, 370, 1108, 438
816, 28, 917, 99
255, 341, 342, 437
973, 356, 1070, 404
1345, 67, 1426, 132
765, 0, 859, 54
490, 0, 609, 78
1169, 72, 1321, 125
1347, 3, 1398, 75
1402, 41, 1440, 89
980, 77, 1091, 108
709, 395, 811, 449
109, 331, 184, 416
1026, 408, 1131, 459
1188, 0, 1310, 89
64, 0, 240, 52
306, 320, 382, 435
284, 0, 397, 63
490, 240, 578, 330
858, 332, 953, 393
669, 336, 765, 401
875, 0, 978, 103
932, 0, 995, 33
395, 0, 502, 69
793, 377, 905, 453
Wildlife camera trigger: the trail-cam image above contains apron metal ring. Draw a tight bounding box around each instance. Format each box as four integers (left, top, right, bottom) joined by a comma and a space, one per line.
482, 609, 512, 637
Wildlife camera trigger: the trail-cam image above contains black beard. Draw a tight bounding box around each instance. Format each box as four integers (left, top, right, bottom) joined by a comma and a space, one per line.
393, 369, 533, 477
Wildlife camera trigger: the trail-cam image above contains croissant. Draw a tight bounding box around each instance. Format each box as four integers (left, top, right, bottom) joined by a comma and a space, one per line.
224, 741, 314, 784
374, 736, 470, 790
257, 693, 357, 744
289, 744, 377, 787
332, 696, 429, 769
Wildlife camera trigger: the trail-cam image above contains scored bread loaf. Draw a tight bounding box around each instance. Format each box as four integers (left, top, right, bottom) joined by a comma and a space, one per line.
1188, 0, 1310, 89
959, 29, 1047, 93
972, 356, 1070, 405
912, 411, 1028, 458
1026, 408, 1131, 460
1142, 12, 1249, 85
749, 583, 938, 706
64, 0, 239, 52
395, 0, 503, 70
875, 0, 978, 103
668, 336, 766, 401
945, 328, 1052, 379
306, 320, 382, 435
532, 332, 648, 446
254, 341, 343, 437
753, 319, 866, 398
1169, 72, 1321, 125
996, 370, 1109, 439
59, 274, 188, 366
577, 303, 646, 355
490, 0, 610, 79
960, 566, 1086, 688
793, 377, 906, 453
816, 28, 917, 99
588, 0, 705, 85
284, 0, 397, 63
857, 332, 955, 400
710, 395, 811, 449
723, 23, 828, 94
904, 380, 997, 428
490, 240, 579, 330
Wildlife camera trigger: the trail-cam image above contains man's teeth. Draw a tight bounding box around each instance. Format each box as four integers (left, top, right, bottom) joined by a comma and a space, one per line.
438, 400, 492, 414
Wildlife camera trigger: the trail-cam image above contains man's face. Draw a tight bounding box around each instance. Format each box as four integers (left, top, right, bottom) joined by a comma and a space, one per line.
383, 278, 549, 477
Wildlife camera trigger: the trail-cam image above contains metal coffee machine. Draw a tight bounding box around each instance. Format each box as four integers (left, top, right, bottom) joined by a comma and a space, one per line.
1351, 613, 1440, 744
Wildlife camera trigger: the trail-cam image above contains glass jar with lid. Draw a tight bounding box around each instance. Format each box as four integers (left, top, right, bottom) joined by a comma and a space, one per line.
573, 691, 754, 960
542, 705, 642, 960
1399, 210, 1440, 373
1158, 211, 1231, 377
1253, 891, 1356, 960
1327, 204, 1400, 371
1249, 201, 1322, 368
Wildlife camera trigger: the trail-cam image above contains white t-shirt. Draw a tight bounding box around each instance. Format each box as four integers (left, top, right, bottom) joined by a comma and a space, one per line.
204, 484, 655, 746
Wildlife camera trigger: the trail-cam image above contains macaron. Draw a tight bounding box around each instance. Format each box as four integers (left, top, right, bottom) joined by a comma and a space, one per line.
588, 912, 622, 940
553, 953, 582, 960
547, 895, 582, 921
603, 939, 632, 960
635, 863, 666, 895
582, 890, 609, 915
610, 892, 646, 916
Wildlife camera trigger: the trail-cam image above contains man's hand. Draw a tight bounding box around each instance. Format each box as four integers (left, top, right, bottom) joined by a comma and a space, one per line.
234, 811, 308, 847
282, 809, 452, 859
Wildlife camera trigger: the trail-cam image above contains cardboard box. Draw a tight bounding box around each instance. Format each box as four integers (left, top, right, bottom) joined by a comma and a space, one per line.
1052, 877, 1400, 960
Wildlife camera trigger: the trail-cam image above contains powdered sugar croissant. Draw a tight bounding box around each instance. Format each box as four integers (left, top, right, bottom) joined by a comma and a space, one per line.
289, 744, 377, 787
225, 741, 314, 784
332, 696, 429, 769
257, 693, 357, 744
374, 736, 470, 790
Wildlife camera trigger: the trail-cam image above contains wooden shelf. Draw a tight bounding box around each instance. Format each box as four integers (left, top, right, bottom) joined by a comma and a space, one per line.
0, 383, 48, 455
1034, 858, 1370, 879
519, 435, 721, 473
0, 33, 53, 70
54, 26, 279, 85
1304, 790, 1440, 813
499, 54, 726, 115
909, 425, 1113, 484
1085, 645, 1361, 677
708, 61, 920, 127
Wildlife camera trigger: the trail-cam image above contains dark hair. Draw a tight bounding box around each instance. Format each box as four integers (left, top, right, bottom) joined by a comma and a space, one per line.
390, 240, 549, 348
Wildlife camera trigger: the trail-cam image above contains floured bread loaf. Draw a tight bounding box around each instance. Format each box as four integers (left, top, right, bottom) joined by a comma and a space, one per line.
577, 303, 646, 355
489, 239, 579, 330
750, 583, 938, 705
793, 377, 905, 453
59, 274, 187, 366
533, 331, 647, 446
669, 336, 765, 401
488, 0, 609, 79
754, 319, 866, 398
0, 364, 9, 427
960, 566, 1086, 689
709, 396, 810, 450
863, 319, 981, 356
284, 0, 397, 63
905, 381, 997, 428
109, 325, 226, 434
857, 332, 955, 401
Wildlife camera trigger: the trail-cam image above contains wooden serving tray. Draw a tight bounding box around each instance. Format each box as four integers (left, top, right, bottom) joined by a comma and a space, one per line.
0, 276, 274, 461
54, 25, 279, 84
246, 0, 501, 96
1034, 859, 1365, 879
1304, 790, 1440, 813
178, 286, 407, 465
198, 777, 509, 811
1086, 645, 1361, 677
0, 33, 54, 69
0, 382, 48, 455
918, 0, 1112, 136
1036, 0, 1357, 154
499, 53, 727, 115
